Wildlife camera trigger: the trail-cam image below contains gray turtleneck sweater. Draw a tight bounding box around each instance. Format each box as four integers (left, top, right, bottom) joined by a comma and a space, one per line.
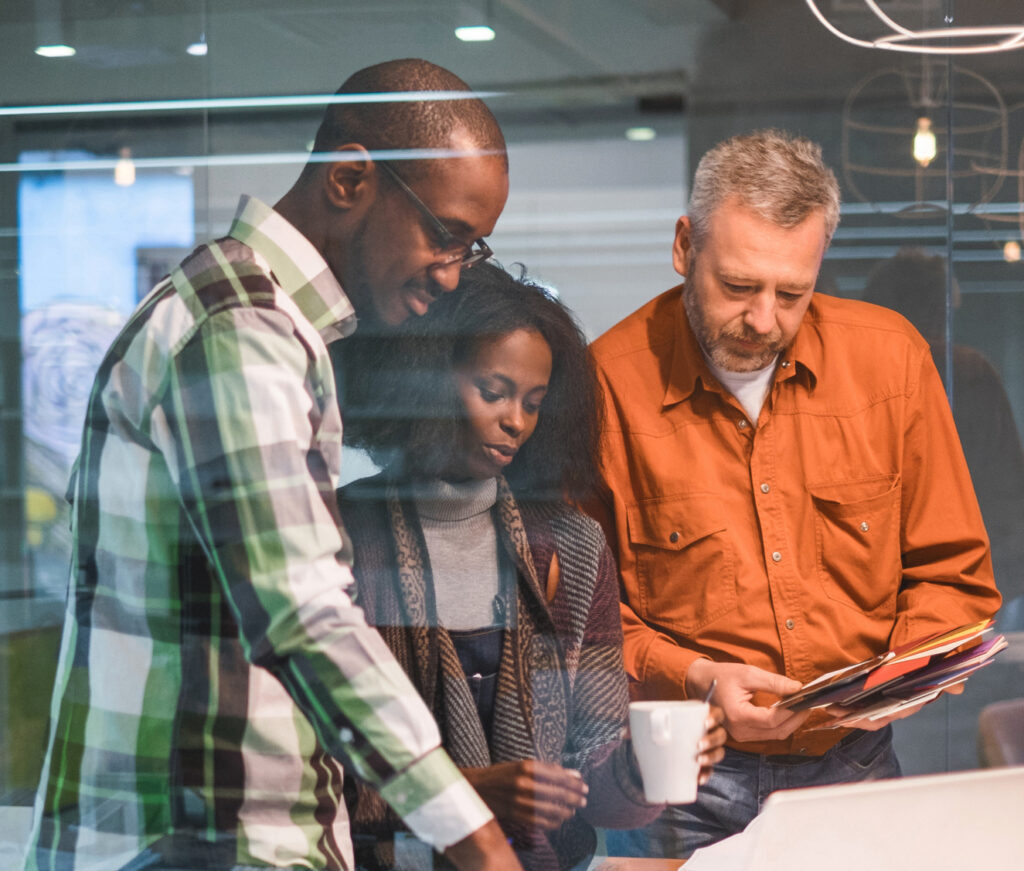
413, 477, 501, 630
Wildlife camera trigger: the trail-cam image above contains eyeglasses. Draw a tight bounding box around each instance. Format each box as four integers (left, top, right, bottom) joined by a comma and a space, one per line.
376, 160, 494, 268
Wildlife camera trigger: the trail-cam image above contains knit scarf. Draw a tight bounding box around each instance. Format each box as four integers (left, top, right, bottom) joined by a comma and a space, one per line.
351, 477, 598, 871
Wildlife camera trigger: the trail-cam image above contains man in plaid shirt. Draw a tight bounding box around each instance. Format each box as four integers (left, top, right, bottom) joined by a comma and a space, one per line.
27, 59, 520, 871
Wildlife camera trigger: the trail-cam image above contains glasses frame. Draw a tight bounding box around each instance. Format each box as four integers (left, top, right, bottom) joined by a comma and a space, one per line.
376, 160, 493, 268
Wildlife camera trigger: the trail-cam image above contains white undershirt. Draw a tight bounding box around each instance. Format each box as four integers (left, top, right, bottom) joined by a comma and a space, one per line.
705, 355, 779, 425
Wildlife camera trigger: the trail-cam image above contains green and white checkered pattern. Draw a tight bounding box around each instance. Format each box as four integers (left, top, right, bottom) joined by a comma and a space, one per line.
27, 196, 490, 870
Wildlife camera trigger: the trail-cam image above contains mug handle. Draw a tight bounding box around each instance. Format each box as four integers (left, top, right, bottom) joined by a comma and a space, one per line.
651, 708, 673, 746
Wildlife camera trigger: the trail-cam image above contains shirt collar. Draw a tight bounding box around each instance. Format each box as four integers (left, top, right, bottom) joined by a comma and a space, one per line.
228, 195, 357, 342
662, 286, 818, 408
781, 296, 821, 389
662, 289, 706, 408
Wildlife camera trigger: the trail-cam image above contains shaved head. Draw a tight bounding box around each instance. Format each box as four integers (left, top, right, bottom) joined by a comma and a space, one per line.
309, 58, 507, 182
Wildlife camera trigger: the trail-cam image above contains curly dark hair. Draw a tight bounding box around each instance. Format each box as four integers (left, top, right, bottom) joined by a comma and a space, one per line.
338, 262, 601, 502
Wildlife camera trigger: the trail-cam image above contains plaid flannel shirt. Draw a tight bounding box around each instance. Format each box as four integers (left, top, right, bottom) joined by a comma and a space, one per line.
27, 196, 491, 870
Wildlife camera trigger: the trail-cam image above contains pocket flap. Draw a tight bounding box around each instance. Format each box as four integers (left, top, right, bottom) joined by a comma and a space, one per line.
626, 494, 725, 550
806, 475, 900, 516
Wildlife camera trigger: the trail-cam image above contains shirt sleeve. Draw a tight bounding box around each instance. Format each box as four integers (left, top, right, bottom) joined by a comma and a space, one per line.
156, 305, 491, 850
585, 367, 708, 700
891, 346, 1002, 645
563, 541, 663, 828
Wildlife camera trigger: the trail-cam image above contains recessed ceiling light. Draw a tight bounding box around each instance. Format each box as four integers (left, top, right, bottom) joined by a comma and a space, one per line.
186, 41, 208, 57
455, 25, 496, 42
35, 44, 76, 58
626, 126, 656, 142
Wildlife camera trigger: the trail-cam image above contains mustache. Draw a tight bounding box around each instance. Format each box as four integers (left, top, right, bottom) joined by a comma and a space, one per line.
722, 326, 783, 348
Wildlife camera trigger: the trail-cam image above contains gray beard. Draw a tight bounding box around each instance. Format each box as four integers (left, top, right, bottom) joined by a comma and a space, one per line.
682, 279, 785, 373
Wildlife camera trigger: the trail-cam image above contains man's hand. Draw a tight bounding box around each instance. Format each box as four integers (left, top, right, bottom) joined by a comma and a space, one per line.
459, 761, 587, 830
685, 659, 810, 743
698, 705, 728, 785
820, 699, 927, 731
444, 818, 525, 871
822, 682, 965, 731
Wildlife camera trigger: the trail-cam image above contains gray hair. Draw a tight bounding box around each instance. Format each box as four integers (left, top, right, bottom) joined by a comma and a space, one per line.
688, 129, 840, 248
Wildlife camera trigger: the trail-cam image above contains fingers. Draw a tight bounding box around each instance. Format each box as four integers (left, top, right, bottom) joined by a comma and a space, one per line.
825, 698, 929, 731
739, 667, 804, 697
512, 797, 577, 830
466, 761, 591, 830
698, 706, 728, 762
704, 704, 726, 733
507, 763, 587, 830
518, 761, 588, 805
699, 664, 803, 733
697, 739, 726, 786
726, 704, 811, 743
698, 757, 722, 786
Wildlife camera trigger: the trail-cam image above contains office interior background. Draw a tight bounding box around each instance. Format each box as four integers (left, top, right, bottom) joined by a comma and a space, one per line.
1, 0, 1023, 851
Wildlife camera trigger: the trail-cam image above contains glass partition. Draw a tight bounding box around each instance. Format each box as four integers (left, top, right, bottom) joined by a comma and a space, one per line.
1, 0, 1021, 863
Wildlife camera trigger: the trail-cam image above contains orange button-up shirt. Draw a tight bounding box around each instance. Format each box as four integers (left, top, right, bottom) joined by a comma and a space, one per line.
589, 287, 1001, 755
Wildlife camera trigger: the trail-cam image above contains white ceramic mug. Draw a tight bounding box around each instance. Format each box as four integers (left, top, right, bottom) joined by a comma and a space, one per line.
628, 700, 709, 804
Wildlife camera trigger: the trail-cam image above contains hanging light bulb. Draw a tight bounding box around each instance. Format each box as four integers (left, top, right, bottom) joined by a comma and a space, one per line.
189, 0, 209, 55
114, 147, 136, 186
34, 0, 76, 58
455, 0, 495, 41
913, 116, 937, 167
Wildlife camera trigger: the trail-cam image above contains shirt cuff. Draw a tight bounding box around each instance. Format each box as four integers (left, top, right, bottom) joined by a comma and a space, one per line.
378, 746, 493, 852
641, 634, 708, 700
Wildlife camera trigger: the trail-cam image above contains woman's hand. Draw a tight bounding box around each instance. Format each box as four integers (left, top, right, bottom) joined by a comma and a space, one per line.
459, 761, 588, 830
698, 705, 728, 785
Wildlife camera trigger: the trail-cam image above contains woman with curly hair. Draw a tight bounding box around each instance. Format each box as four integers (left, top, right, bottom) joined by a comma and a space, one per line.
336, 263, 724, 871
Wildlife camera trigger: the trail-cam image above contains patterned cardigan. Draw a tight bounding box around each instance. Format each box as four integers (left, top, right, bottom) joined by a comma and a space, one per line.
337, 475, 661, 871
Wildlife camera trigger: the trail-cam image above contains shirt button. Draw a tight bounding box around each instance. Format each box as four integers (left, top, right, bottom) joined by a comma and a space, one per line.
760, 483, 771, 494
772, 551, 782, 562
737, 419, 749, 430
785, 619, 795, 630
669, 531, 680, 543
860, 521, 870, 532
781, 361, 791, 368
799, 747, 808, 755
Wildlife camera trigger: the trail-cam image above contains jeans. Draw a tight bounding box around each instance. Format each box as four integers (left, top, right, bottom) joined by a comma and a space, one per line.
605, 726, 901, 859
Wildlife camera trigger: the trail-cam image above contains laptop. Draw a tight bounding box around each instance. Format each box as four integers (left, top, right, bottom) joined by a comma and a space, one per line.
686, 766, 1024, 871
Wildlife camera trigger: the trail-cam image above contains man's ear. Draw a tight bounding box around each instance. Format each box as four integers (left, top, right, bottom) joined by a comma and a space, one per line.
672, 216, 693, 278
323, 144, 375, 210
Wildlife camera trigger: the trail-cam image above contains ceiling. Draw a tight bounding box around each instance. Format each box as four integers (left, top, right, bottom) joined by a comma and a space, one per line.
2, 2, 1023, 362
2, 0, 725, 107
3, 2, 1023, 139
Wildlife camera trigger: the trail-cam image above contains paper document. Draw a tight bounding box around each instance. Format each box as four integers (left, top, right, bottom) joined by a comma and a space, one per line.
773, 618, 1007, 723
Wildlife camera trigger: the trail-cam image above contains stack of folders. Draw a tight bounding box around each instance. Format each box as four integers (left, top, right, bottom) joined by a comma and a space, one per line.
774, 618, 1008, 727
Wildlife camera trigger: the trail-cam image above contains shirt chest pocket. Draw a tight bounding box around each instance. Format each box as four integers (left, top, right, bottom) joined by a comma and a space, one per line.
626, 495, 737, 635
807, 475, 901, 614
